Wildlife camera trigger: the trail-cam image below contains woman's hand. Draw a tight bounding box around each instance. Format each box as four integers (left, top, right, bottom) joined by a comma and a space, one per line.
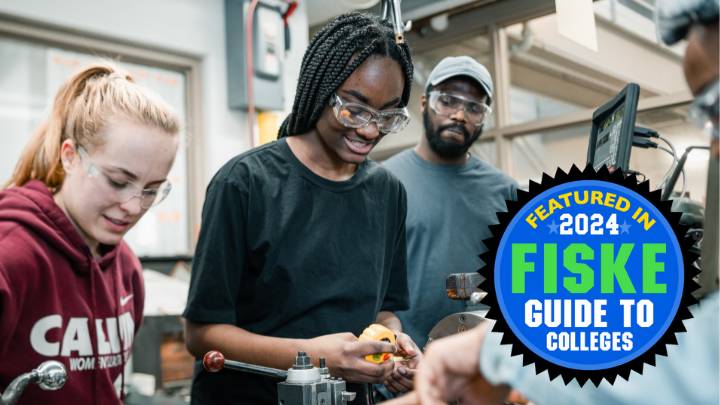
307, 332, 396, 383
384, 332, 423, 393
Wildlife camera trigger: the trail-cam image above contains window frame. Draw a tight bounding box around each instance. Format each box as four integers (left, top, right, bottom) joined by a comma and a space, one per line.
0, 11, 205, 258
382, 4, 693, 177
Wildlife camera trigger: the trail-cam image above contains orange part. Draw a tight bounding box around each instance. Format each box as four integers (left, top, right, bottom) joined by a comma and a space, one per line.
359, 324, 396, 364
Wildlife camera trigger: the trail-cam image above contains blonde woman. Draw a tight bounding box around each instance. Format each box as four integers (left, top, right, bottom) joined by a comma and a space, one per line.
0, 63, 180, 404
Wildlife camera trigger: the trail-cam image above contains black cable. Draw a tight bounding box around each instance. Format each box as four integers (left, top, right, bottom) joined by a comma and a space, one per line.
661, 146, 711, 201
625, 169, 647, 182
633, 126, 659, 138
632, 137, 658, 149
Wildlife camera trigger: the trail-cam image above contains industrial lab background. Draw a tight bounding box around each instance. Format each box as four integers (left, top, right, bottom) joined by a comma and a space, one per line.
0, 0, 709, 400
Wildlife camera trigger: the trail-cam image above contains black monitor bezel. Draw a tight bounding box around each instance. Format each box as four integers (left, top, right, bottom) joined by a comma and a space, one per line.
587, 83, 640, 172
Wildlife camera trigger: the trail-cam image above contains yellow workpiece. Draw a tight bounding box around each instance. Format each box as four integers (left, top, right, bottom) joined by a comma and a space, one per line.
359, 324, 396, 364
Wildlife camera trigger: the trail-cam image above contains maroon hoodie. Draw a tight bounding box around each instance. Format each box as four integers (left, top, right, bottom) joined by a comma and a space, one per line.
0, 180, 144, 404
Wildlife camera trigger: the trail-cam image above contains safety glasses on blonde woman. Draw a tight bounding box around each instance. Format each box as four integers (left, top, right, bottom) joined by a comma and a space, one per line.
76, 146, 172, 209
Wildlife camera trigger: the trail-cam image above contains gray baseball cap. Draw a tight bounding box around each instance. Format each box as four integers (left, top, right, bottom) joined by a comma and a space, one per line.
425, 56, 494, 103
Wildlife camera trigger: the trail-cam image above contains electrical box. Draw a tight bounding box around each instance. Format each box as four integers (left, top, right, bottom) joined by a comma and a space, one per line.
225, 0, 285, 110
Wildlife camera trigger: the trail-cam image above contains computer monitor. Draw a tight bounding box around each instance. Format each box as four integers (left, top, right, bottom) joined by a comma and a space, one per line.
586, 83, 640, 172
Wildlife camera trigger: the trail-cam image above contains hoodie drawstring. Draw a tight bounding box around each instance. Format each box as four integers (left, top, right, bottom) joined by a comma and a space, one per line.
89, 259, 99, 405
91, 257, 126, 404
113, 260, 126, 402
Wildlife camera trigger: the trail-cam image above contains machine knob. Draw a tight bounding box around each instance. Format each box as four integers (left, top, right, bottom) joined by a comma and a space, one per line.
292, 351, 313, 370
341, 391, 357, 403
35, 361, 67, 391
203, 351, 225, 373
318, 357, 330, 376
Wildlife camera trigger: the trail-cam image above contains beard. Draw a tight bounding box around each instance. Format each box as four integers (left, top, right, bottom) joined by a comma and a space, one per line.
423, 109, 483, 159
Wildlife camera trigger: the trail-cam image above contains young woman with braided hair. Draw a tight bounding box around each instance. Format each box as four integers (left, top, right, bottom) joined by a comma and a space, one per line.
184, 12, 420, 404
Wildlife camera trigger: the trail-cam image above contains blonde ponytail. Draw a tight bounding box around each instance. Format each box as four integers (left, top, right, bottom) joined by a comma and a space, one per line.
5, 63, 179, 191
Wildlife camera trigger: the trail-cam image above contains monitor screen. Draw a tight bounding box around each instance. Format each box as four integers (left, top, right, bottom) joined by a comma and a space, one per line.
587, 83, 639, 172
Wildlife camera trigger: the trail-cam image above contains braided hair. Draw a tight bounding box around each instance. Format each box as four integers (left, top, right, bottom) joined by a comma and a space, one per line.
279, 12, 413, 138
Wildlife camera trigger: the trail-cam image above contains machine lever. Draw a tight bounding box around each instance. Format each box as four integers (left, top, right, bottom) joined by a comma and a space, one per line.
203, 351, 289, 379
0, 361, 67, 405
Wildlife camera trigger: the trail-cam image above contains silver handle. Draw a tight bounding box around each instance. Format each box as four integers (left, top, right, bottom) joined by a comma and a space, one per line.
1, 361, 67, 405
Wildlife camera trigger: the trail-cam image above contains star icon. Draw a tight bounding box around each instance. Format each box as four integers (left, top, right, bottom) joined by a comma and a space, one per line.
548, 221, 559, 234
620, 221, 632, 234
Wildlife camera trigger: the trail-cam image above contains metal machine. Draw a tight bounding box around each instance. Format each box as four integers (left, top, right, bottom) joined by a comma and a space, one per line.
203, 351, 356, 405
0, 361, 67, 405
428, 310, 487, 343
427, 272, 489, 345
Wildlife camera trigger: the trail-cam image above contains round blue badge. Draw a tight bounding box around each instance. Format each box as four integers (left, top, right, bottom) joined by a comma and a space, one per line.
481, 167, 696, 385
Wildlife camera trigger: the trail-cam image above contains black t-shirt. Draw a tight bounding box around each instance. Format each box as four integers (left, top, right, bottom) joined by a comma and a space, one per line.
183, 137, 409, 404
